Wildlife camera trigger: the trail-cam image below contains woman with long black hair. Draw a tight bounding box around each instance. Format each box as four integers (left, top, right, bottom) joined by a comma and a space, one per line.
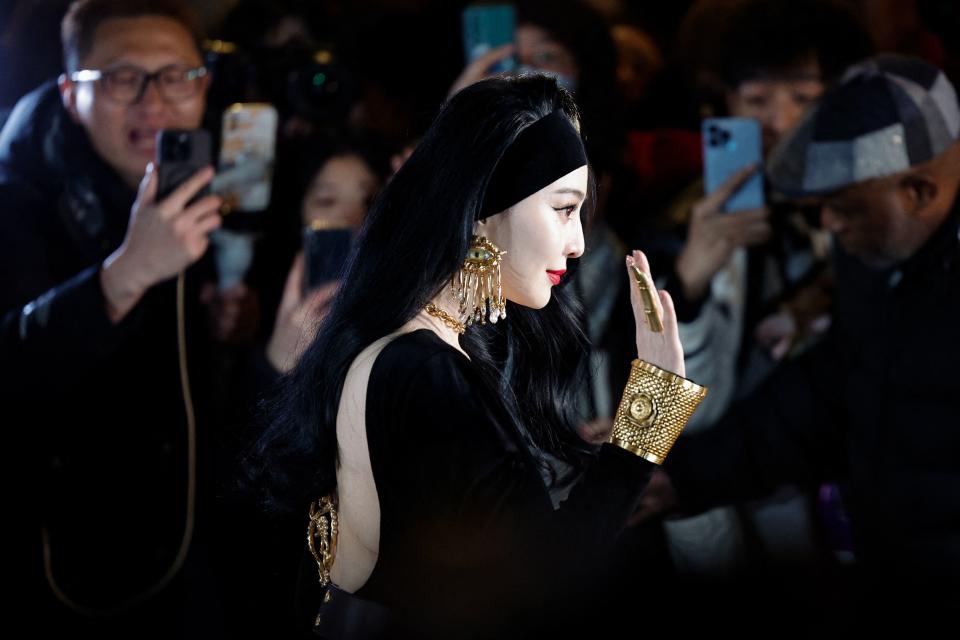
247, 74, 706, 638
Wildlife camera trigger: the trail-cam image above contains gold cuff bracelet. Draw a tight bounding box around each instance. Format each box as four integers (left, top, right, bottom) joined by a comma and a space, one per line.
609, 359, 707, 464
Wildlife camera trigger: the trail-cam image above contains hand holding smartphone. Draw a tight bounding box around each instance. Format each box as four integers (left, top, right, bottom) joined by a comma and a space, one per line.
674, 118, 770, 301
462, 4, 517, 74
100, 130, 220, 322
702, 117, 764, 213
157, 129, 213, 202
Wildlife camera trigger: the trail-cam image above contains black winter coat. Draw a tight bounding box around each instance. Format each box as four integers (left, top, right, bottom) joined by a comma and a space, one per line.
0, 81, 221, 634
667, 200, 960, 595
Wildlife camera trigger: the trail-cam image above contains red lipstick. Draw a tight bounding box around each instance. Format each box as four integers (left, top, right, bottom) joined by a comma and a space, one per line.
546, 269, 566, 285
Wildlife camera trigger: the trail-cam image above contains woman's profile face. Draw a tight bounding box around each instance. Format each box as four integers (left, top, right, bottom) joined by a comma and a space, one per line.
478, 164, 588, 309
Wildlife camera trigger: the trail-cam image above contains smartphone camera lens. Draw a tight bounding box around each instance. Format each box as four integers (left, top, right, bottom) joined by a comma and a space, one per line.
175, 133, 190, 161
708, 127, 732, 148
162, 132, 191, 162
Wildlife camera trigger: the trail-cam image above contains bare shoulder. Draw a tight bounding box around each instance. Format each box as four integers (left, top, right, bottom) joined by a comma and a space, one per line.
331, 332, 403, 591
337, 333, 403, 461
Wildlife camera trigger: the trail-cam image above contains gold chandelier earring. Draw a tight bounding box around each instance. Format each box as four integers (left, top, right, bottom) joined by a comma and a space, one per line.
454, 235, 507, 326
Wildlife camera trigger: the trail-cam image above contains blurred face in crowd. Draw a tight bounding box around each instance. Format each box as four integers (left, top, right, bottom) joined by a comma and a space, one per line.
517, 24, 579, 90
478, 165, 587, 309
301, 154, 379, 229
819, 169, 947, 269
727, 59, 825, 155
611, 24, 662, 105
59, 16, 209, 189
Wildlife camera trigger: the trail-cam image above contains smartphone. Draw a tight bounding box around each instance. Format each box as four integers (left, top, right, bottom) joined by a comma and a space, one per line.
303, 223, 353, 291
156, 129, 212, 202
462, 4, 516, 74
702, 117, 764, 212
215, 103, 278, 213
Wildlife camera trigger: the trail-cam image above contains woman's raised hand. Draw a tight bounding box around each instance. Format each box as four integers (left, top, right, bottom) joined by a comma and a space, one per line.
626, 249, 685, 378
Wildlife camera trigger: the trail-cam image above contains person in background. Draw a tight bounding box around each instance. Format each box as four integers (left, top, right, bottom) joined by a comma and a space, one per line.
646, 0, 873, 578
0, 0, 226, 635
643, 54, 960, 633
265, 137, 387, 374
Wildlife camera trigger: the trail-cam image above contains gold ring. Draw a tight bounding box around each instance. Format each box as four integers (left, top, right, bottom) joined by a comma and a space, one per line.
631, 265, 663, 333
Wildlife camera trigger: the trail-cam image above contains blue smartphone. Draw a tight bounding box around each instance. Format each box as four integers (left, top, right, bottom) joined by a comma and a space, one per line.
462, 4, 516, 74
702, 117, 764, 212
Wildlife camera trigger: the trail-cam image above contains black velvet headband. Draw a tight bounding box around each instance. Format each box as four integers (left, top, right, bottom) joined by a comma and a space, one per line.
479, 110, 588, 219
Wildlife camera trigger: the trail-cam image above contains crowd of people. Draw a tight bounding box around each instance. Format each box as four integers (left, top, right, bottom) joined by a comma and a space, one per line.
1, 0, 958, 637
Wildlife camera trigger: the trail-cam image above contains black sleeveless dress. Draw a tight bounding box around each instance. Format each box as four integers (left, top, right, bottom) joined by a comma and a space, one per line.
298, 329, 656, 638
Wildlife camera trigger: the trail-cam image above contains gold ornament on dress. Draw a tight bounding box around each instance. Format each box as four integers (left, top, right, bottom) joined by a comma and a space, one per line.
307, 495, 338, 596
609, 360, 707, 464
425, 302, 466, 335
455, 235, 507, 326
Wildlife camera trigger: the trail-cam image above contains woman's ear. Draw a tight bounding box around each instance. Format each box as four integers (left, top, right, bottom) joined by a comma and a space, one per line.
472, 218, 487, 237
900, 172, 938, 219
57, 74, 81, 123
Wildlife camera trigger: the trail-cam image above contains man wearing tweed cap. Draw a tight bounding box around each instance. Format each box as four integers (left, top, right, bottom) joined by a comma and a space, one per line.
644, 55, 960, 629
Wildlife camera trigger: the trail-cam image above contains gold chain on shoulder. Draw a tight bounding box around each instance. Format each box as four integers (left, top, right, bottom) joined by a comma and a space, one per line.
424, 302, 466, 334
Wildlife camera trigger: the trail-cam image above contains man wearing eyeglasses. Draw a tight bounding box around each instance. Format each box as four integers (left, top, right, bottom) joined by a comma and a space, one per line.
0, 1, 227, 635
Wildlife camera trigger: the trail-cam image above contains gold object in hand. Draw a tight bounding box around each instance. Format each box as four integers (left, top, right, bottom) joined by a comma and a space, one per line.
631, 265, 663, 333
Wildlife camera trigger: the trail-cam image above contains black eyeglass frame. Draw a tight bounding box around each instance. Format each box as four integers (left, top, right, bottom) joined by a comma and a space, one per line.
69, 64, 209, 104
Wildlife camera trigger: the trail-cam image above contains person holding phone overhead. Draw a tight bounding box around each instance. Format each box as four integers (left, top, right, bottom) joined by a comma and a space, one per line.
649, 0, 872, 578
0, 0, 227, 635
450, 0, 622, 173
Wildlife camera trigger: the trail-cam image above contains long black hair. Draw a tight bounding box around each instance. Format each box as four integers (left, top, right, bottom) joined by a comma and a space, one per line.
247, 75, 594, 513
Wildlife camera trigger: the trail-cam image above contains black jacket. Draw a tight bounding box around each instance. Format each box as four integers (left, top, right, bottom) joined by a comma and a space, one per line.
0, 81, 220, 632
667, 197, 960, 589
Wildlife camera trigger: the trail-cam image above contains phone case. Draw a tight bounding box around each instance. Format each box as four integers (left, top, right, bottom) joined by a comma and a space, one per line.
702, 117, 764, 213
462, 5, 516, 73
216, 103, 278, 213
156, 129, 212, 202
303, 224, 353, 290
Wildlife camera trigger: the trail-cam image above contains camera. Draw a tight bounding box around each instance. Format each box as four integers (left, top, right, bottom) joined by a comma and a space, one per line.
204, 42, 358, 125
706, 124, 732, 148
161, 131, 195, 162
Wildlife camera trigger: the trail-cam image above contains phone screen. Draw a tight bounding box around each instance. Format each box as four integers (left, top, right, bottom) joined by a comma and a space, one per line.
462, 4, 516, 73
303, 224, 353, 291
702, 117, 764, 213
215, 103, 278, 213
